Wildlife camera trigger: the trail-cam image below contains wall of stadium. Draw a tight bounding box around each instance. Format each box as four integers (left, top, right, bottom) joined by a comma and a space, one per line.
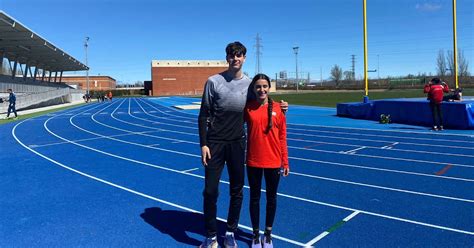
61, 76, 116, 90
151, 60, 228, 96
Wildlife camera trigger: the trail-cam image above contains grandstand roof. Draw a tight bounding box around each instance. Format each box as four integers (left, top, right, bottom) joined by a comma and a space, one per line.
0, 11, 88, 72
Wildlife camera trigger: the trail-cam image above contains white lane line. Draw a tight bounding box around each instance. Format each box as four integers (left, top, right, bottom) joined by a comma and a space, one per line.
92, 104, 474, 198
341, 146, 366, 154
305, 211, 361, 246
91, 108, 474, 173
288, 122, 474, 139
12, 123, 304, 246
142, 98, 474, 142
28, 131, 157, 148
343, 210, 360, 221
290, 144, 474, 169
288, 155, 474, 182
55, 108, 474, 235
87, 104, 474, 183
37, 98, 474, 235
290, 171, 474, 203
182, 167, 199, 173
135, 99, 474, 157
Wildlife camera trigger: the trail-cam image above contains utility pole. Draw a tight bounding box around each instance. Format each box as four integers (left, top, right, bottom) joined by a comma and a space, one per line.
320, 66, 322, 85
255, 33, 262, 75
293, 46, 299, 92
377, 54, 380, 79
84, 37, 90, 95
351, 54, 356, 80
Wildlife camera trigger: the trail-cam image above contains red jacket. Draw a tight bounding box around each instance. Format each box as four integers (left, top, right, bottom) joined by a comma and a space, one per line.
424, 83, 449, 103
244, 100, 289, 169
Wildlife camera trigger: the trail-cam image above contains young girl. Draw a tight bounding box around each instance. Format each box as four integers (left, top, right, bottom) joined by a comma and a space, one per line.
244, 73, 289, 248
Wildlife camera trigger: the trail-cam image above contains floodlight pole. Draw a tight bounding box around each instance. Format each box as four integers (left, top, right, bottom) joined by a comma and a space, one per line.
84, 37, 90, 95
363, 0, 369, 97
293, 46, 299, 92
452, 0, 459, 89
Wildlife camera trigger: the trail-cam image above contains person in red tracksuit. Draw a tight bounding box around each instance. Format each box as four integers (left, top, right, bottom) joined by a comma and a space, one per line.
244, 73, 289, 248
424, 78, 449, 131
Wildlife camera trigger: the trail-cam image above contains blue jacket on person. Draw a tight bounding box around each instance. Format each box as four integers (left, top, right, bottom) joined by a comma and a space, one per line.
9, 92, 16, 104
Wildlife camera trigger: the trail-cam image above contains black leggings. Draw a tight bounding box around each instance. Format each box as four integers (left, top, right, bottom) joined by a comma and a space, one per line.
247, 166, 280, 230
430, 102, 443, 127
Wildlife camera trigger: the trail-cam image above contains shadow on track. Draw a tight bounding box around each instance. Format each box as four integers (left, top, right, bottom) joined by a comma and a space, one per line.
140, 207, 252, 246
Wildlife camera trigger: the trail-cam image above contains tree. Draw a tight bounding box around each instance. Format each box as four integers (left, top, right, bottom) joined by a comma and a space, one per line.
446, 49, 470, 76
446, 50, 454, 76
436, 49, 446, 76
343, 71, 353, 80
330, 65, 343, 86
458, 50, 470, 76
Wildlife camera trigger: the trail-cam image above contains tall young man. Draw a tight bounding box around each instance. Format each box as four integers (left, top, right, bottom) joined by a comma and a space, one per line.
198, 41, 250, 248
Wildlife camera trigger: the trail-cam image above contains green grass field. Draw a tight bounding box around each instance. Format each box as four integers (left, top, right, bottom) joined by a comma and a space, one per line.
270, 88, 474, 107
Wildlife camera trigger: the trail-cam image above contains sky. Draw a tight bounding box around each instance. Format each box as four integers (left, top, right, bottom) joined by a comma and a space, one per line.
1, 0, 473, 83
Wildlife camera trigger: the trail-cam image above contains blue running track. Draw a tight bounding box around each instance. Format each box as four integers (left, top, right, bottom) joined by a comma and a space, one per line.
1, 97, 473, 247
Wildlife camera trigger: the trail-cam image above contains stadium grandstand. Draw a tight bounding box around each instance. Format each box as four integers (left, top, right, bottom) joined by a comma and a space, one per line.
0, 11, 88, 113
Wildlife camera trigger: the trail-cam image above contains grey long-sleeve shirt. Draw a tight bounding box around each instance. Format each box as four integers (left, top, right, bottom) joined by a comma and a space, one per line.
198, 72, 252, 147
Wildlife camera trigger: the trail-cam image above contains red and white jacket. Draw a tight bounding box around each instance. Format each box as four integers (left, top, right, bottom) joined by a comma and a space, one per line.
424, 83, 449, 104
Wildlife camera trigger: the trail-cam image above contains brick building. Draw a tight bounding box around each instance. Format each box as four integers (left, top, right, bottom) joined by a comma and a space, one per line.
61, 76, 116, 90
151, 60, 228, 96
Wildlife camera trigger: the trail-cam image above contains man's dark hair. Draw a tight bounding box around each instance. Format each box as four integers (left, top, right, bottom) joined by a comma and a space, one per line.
226, 41, 246, 56
431, 78, 441, 84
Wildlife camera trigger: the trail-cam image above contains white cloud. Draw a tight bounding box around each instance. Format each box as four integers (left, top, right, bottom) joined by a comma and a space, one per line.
416, 2, 442, 12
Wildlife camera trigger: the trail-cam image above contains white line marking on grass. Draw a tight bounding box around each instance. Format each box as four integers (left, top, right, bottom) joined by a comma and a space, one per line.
305, 211, 360, 246
182, 167, 199, 173
12, 122, 305, 247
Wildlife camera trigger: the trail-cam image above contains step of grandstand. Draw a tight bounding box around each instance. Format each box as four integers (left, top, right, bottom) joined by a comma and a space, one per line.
0, 76, 85, 113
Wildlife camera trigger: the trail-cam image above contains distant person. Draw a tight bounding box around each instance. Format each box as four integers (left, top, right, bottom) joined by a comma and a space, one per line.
6, 89, 18, 119
443, 88, 463, 102
108, 91, 113, 102
101, 94, 106, 102
198, 41, 288, 248
424, 78, 449, 131
244, 74, 289, 248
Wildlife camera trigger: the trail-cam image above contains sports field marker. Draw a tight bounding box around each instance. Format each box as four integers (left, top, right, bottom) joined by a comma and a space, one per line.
305, 211, 360, 246
436, 164, 454, 176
